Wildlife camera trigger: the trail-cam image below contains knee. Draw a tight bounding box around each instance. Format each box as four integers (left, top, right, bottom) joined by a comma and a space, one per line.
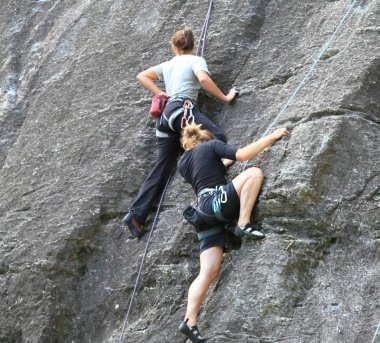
248, 167, 264, 181
201, 265, 220, 283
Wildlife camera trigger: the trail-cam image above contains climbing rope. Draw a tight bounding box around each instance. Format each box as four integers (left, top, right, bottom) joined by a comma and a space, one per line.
118, 170, 174, 343
242, 0, 359, 171
118, 3, 215, 341
371, 321, 380, 343
196, 0, 213, 57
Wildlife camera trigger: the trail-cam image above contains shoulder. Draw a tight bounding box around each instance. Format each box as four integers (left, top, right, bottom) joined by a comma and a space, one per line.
151, 60, 169, 72
154, 58, 175, 69
189, 56, 208, 73
198, 140, 221, 152
208, 139, 225, 148
190, 55, 207, 65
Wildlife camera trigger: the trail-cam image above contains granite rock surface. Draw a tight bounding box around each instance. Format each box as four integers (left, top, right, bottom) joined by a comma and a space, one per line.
0, 0, 379, 342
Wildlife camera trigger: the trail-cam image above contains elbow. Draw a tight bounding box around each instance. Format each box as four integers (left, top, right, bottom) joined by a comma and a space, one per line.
235, 149, 248, 161
136, 72, 143, 82
198, 77, 207, 86
197, 72, 210, 85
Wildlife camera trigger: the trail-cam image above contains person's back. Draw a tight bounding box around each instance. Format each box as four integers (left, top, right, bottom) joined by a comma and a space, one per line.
178, 140, 237, 195
153, 55, 208, 100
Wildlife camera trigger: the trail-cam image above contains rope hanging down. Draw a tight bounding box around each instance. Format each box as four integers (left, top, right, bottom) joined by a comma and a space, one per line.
197, 0, 213, 57
242, 0, 359, 171
371, 321, 380, 343
118, 170, 174, 343
118, 4, 214, 342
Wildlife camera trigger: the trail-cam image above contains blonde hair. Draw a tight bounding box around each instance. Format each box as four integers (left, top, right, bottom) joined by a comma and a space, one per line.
171, 28, 194, 52
181, 123, 215, 150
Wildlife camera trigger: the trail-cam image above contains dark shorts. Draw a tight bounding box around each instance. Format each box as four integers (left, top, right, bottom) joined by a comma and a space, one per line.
199, 231, 225, 253
198, 182, 240, 253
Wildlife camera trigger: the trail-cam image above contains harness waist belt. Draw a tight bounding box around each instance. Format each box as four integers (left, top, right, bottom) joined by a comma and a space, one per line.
164, 107, 184, 132
156, 129, 172, 138
198, 187, 216, 198
197, 186, 228, 222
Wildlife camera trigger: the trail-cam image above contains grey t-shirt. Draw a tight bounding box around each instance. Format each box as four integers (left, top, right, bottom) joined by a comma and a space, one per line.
151, 55, 209, 101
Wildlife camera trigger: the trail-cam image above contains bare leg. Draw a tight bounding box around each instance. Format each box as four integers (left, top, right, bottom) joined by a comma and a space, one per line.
232, 167, 264, 226
184, 246, 224, 326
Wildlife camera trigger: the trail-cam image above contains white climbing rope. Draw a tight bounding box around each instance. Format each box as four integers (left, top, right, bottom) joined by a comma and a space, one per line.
242, 0, 359, 170
371, 321, 380, 343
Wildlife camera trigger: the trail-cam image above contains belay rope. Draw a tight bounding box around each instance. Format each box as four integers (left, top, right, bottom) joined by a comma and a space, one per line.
196, 0, 213, 57
118, 2, 213, 342
118, 170, 174, 343
242, 0, 359, 171
372, 321, 380, 343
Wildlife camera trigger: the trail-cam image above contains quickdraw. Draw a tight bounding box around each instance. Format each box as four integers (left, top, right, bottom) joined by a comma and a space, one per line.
181, 99, 195, 128
212, 186, 227, 222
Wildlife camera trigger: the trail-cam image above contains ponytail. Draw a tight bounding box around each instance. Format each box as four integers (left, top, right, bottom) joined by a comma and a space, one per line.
181, 123, 214, 150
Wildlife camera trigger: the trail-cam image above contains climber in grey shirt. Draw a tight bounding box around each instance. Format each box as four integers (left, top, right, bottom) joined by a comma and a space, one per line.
123, 28, 238, 239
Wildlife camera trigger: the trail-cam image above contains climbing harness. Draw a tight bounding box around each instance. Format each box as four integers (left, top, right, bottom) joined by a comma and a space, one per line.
156, 97, 196, 137
242, 0, 359, 171
371, 321, 380, 343
206, 186, 228, 222
183, 186, 228, 231
118, 170, 174, 343
199, 186, 228, 222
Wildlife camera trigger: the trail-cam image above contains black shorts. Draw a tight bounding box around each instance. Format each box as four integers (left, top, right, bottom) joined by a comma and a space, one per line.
199, 231, 225, 253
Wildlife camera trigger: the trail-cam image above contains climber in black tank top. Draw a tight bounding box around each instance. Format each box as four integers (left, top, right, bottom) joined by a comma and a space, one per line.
177, 123, 289, 343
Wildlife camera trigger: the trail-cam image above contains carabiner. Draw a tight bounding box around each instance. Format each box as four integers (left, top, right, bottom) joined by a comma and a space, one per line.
219, 186, 227, 203
186, 108, 195, 126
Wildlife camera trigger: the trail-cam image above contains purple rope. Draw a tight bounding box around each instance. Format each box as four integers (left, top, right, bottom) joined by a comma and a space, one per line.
118, 170, 174, 343
196, 0, 213, 57
119, 2, 215, 341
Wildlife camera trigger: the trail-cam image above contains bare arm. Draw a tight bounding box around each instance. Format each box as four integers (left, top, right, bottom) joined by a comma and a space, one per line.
196, 70, 237, 104
236, 128, 289, 161
136, 69, 167, 96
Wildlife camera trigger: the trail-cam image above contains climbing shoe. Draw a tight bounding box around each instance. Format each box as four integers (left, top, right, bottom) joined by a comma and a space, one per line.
178, 321, 208, 343
232, 224, 265, 239
123, 212, 144, 239
224, 230, 242, 253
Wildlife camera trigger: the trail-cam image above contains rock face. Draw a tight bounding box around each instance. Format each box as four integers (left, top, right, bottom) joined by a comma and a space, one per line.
0, 0, 379, 342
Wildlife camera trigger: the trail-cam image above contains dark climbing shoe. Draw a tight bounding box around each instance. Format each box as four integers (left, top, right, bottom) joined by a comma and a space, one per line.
232, 224, 265, 239
123, 212, 144, 239
224, 230, 242, 253
178, 321, 208, 343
